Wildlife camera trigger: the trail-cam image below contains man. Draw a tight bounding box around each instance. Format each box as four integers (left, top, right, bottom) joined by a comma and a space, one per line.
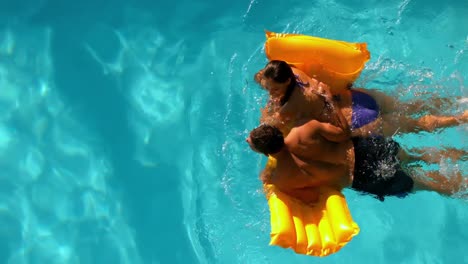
247, 120, 354, 204
247, 121, 467, 202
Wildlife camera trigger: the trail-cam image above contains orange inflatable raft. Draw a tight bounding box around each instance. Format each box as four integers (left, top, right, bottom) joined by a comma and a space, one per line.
264, 31, 370, 92
264, 157, 359, 257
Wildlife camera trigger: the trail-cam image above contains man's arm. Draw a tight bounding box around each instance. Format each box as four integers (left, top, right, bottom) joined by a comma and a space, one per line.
260, 167, 271, 183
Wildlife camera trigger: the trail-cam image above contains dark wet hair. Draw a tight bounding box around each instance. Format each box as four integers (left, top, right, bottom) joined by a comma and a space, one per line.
263, 60, 297, 106
263, 60, 295, 83
249, 124, 284, 155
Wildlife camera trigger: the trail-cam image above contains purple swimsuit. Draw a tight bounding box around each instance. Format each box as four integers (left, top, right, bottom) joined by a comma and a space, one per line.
351, 90, 379, 129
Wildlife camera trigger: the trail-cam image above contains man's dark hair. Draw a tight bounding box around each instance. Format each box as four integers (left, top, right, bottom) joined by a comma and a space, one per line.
249, 124, 285, 155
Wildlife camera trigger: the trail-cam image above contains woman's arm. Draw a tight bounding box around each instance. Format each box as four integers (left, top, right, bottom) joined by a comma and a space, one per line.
303, 119, 351, 142
317, 82, 351, 133
316, 121, 351, 142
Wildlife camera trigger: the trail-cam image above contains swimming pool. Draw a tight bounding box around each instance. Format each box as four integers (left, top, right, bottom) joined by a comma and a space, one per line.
0, 0, 466, 263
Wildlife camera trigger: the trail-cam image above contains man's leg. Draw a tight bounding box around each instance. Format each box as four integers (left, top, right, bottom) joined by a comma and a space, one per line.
411, 168, 468, 195
398, 147, 467, 164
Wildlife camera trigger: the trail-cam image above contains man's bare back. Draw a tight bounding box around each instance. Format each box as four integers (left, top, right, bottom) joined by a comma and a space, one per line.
250, 120, 354, 204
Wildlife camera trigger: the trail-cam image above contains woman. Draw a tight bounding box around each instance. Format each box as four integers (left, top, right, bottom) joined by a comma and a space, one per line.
254, 60, 467, 137
254, 60, 350, 135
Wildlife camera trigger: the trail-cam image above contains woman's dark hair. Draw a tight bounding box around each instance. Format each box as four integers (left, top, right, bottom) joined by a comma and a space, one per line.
263, 60, 297, 105
263, 60, 295, 83
249, 124, 284, 155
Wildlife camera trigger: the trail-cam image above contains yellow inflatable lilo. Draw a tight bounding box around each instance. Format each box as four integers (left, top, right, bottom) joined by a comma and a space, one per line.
264, 31, 370, 92
264, 157, 359, 257
262, 32, 369, 256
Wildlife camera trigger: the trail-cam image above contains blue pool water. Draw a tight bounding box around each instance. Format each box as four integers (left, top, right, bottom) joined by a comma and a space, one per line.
0, 0, 467, 263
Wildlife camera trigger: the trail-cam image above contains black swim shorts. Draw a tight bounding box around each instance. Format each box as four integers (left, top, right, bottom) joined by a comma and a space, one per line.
351, 136, 414, 201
